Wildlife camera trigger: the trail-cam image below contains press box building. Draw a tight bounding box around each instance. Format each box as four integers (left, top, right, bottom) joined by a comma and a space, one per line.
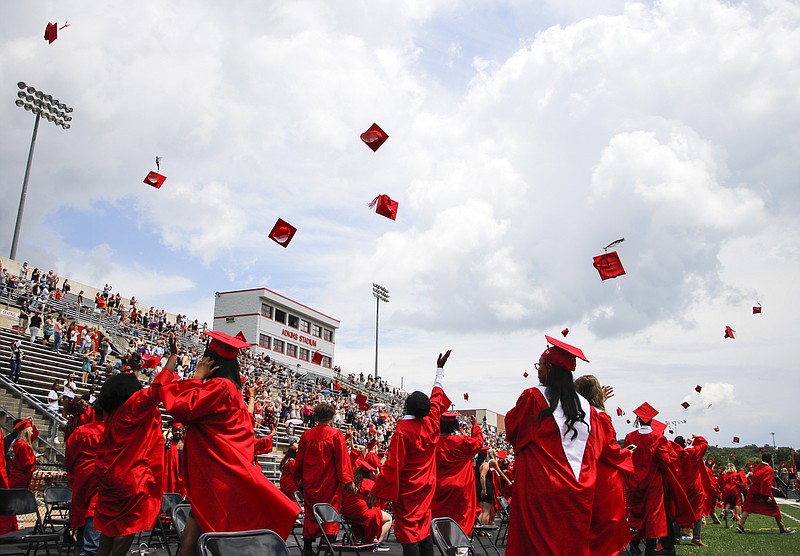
212, 288, 340, 375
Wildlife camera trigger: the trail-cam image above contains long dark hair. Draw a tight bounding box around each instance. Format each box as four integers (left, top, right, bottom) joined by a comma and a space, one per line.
537, 364, 587, 440
279, 446, 297, 472
202, 347, 243, 390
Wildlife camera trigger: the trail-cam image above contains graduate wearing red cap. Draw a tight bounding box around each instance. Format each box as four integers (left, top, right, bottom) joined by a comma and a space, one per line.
162, 422, 186, 497
505, 337, 602, 556
9, 418, 38, 489
159, 330, 300, 555
341, 463, 393, 547
431, 413, 484, 536
0, 427, 18, 535
65, 413, 105, 553
368, 350, 454, 554
278, 444, 300, 501
738, 453, 795, 534
672, 434, 709, 546
364, 439, 382, 471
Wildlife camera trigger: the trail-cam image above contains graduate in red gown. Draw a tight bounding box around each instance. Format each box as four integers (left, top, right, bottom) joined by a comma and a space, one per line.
364, 439, 382, 471
341, 463, 393, 548
0, 427, 17, 536
720, 462, 745, 526
368, 350, 453, 556
162, 421, 186, 496
95, 351, 173, 556
574, 375, 634, 556
65, 414, 105, 556
293, 402, 355, 556
431, 412, 483, 536
737, 452, 795, 534
279, 444, 300, 500
160, 331, 300, 556
8, 418, 38, 489
505, 337, 601, 556
672, 434, 709, 546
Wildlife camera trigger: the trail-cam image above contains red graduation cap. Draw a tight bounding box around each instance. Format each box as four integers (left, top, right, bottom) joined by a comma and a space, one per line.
651, 419, 667, 436
616, 407, 624, 417
523, 371, 529, 378
368, 194, 398, 220
561, 327, 569, 337
543, 335, 589, 372
141, 354, 163, 369
714, 426, 720, 432
626, 419, 631, 424
268, 218, 298, 248
360, 123, 389, 152
143, 171, 167, 189
311, 350, 323, 365
752, 302, 762, 314
355, 393, 369, 411
633, 402, 658, 422
695, 385, 702, 393
441, 412, 459, 423
681, 401, 690, 409
463, 393, 469, 401
668, 429, 674, 434
497, 450, 507, 459
204, 330, 252, 359
356, 459, 377, 473
13, 417, 39, 442
44, 22, 58, 43
732, 436, 740, 443
724, 326, 735, 339
592, 238, 626, 280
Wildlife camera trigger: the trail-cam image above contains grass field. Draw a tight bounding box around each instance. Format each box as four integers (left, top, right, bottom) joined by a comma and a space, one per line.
666, 503, 800, 555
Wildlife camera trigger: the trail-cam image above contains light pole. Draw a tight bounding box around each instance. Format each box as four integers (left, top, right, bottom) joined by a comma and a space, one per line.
771, 432, 776, 450
666, 419, 686, 437
10, 81, 73, 260
372, 283, 389, 381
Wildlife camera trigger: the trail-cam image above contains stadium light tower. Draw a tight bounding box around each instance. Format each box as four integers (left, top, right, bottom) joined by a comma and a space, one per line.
10, 81, 73, 259
372, 283, 389, 381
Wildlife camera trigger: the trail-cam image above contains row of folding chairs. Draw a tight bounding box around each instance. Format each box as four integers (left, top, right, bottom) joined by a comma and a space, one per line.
0, 488, 63, 555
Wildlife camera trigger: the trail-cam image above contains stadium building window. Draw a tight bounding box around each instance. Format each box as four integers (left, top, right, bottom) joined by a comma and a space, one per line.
311, 324, 322, 338
286, 343, 297, 357
274, 308, 287, 325
323, 328, 333, 342
259, 334, 271, 349
273, 339, 284, 354
299, 320, 310, 333
321, 356, 332, 368
299, 347, 309, 361
288, 314, 299, 329
261, 303, 272, 318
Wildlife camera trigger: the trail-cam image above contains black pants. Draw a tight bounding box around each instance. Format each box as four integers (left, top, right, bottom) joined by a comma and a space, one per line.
402, 536, 434, 556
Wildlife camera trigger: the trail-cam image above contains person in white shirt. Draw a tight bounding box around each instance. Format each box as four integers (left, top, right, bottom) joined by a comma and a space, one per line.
46, 381, 61, 443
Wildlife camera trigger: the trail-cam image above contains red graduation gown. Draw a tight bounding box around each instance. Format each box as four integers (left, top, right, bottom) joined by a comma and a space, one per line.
341, 478, 383, 543
505, 386, 600, 556
0, 430, 18, 535
95, 369, 169, 536
431, 422, 483, 536
162, 441, 185, 497
675, 435, 708, 521
365, 451, 382, 471
65, 420, 105, 528
721, 471, 744, 506
8, 440, 36, 489
371, 386, 451, 544
293, 424, 353, 538
160, 376, 299, 539
624, 427, 671, 539
590, 411, 633, 556
254, 433, 273, 456
742, 462, 781, 518
280, 458, 300, 500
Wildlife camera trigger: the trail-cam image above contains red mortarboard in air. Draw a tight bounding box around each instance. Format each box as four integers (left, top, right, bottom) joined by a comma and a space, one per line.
714, 426, 720, 432
724, 326, 735, 339
143, 171, 167, 189
626, 419, 631, 424
681, 401, 690, 409
695, 385, 702, 393
204, 330, 252, 359
753, 302, 761, 314
463, 393, 469, 401
13, 417, 39, 441
141, 354, 163, 369
311, 351, 323, 365
360, 123, 389, 152
523, 371, 529, 378
668, 429, 674, 434
651, 419, 667, 436
633, 402, 658, 422
616, 407, 624, 417
561, 327, 569, 337
44, 23, 58, 43
543, 335, 589, 373
355, 393, 369, 411
268, 218, 298, 248
733, 436, 740, 443
368, 194, 399, 220
592, 238, 626, 280
441, 412, 459, 423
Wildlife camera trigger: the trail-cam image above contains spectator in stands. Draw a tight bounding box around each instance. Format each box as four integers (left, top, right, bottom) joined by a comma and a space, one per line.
8, 339, 23, 383
77, 290, 85, 309
28, 310, 42, 344
43, 314, 54, 346
16, 303, 29, 335
63, 372, 78, 417
68, 324, 79, 354
18, 262, 29, 281
0, 268, 7, 298
9, 418, 38, 489
53, 317, 64, 353
61, 278, 71, 295
99, 338, 110, 365
46, 381, 61, 442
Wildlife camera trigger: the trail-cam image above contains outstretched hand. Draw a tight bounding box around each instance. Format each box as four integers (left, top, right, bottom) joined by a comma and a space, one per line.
437, 349, 452, 368
168, 331, 178, 355
601, 385, 614, 402
195, 356, 218, 381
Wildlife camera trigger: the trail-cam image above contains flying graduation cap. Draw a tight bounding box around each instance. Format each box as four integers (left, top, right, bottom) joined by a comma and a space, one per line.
733, 436, 740, 443
463, 393, 469, 401
523, 371, 529, 378
143, 171, 167, 189
360, 123, 389, 152
724, 326, 735, 339
355, 393, 369, 411
368, 194, 399, 220
695, 385, 702, 393
311, 351, 323, 365
268, 218, 298, 248
714, 426, 720, 432
753, 302, 762, 314
616, 407, 624, 417
592, 238, 626, 280
44, 21, 70, 44
681, 401, 690, 409
561, 328, 569, 337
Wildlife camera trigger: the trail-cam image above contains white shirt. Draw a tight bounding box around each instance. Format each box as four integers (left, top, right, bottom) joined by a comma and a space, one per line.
47, 389, 60, 412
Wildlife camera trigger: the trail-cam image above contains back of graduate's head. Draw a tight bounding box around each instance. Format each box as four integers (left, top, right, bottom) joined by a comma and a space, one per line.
674, 436, 686, 448
97, 372, 142, 414
313, 402, 335, 423
404, 391, 430, 418
440, 418, 459, 435
574, 374, 604, 411
762, 452, 773, 464
201, 346, 243, 390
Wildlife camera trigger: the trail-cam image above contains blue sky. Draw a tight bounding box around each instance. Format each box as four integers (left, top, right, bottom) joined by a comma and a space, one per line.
2, 0, 799, 448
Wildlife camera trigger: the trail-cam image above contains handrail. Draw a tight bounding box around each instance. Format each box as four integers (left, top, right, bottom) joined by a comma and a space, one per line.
0, 374, 66, 456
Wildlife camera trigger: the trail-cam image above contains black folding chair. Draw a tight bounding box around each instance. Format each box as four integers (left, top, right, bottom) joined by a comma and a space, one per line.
430, 517, 473, 556
495, 496, 511, 546
197, 529, 290, 556
41, 486, 72, 536
0, 488, 62, 555
311, 503, 374, 555
471, 517, 501, 555
146, 493, 185, 556
171, 503, 192, 556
